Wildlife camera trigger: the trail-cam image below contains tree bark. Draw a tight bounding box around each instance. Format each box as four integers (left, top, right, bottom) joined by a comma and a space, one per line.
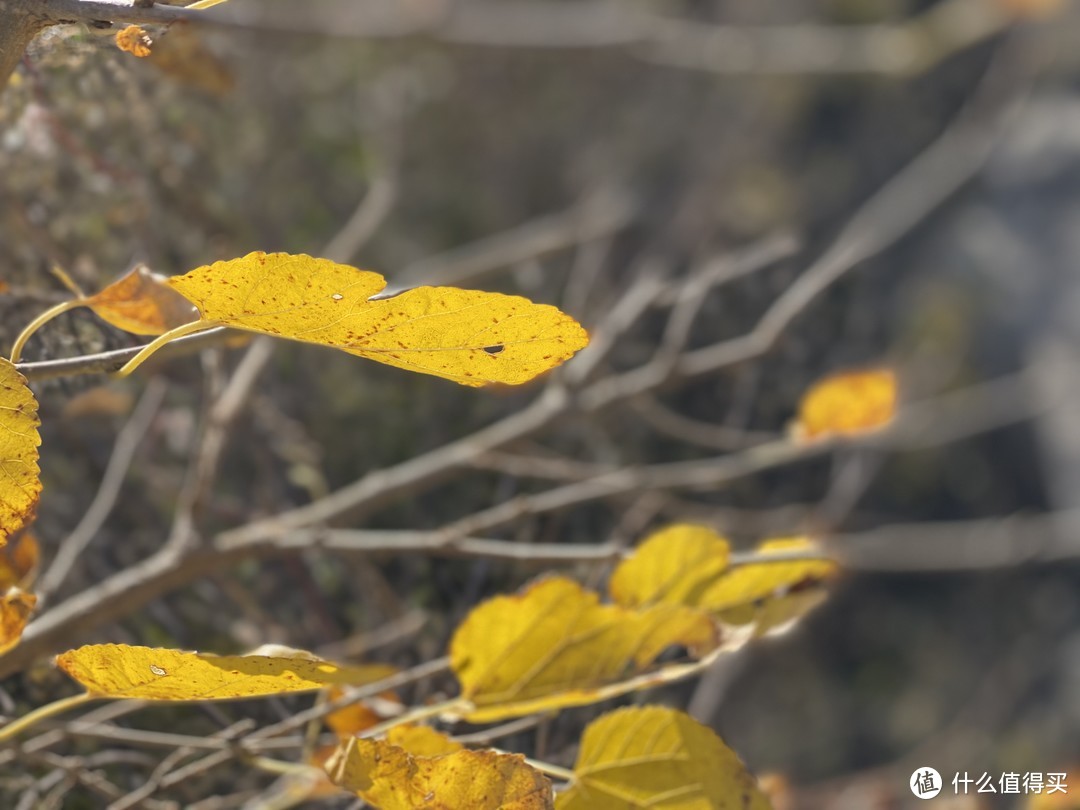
0, 1, 49, 90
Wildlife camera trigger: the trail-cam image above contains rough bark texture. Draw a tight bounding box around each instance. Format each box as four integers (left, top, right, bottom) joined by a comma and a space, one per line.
0, 1, 49, 89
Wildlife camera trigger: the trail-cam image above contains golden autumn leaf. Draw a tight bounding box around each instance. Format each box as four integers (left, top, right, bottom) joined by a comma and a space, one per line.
85, 265, 199, 336
115, 24, 153, 57
703, 538, 837, 613
610, 531, 835, 635
0, 532, 39, 591
327, 735, 552, 810
450, 577, 717, 723
384, 724, 463, 757
556, 706, 771, 810
608, 524, 731, 609
325, 685, 403, 739
165, 252, 589, 386
0, 359, 42, 548
0, 589, 36, 656
794, 368, 897, 440
55, 644, 397, 700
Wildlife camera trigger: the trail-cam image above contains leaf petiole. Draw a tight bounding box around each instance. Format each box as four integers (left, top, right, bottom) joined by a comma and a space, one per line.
9, 299, 83, 363
0, 691, 97, 743
113, 320, 218, 378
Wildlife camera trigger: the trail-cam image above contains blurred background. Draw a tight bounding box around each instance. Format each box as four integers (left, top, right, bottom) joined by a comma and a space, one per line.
3, 0, 1080, 807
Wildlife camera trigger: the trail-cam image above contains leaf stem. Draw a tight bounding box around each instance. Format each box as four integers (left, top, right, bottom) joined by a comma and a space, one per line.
113, 320, 219, 378
9, 299, 83, 363
521, 756, 575, 782
0, 692, 97, 743
243, 754, 318, 777
358, 697, 469, 739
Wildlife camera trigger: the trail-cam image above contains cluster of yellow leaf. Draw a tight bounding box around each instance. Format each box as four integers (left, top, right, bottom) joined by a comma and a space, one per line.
794, 368, 898, 441
320, 706, 771, 810
610, 525, 837, 636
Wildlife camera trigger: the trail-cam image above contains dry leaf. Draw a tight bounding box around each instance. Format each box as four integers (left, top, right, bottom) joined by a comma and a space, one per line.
557, 706, 771, 810
55, 644, 397, 700
0, 589, 36, 656
450, 577, 717, 722
148, 22, 234, 97
85, 265, 199, 336
327, 735, 552, 809
608, 524, 731, 609
795, 368, 897, 440
165, 252, 589, 386
0, 359, 42, 548
0, 532, 39, 591
115, 25, 153, 58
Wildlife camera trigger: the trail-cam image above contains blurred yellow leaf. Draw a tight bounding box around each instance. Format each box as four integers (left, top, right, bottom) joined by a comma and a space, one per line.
166, 252, 589, 386
0, 589, 36, 656
384, 724, 463, 757
608, 524, 730, 609
186, 0, 232, 8
147, 22, 234, 97
795, 368, 897, 440
0, 532, 39, 591
450, 577, 717, 722
115, 25, 152, 58
0, 359, 41, 548
327, 735, 552, 809
611, 531, 835, 636
556, 706, 771, 810
85, 265, 199, 336
55, 644, 397, 700
703, 538, 836, 612
325, 685, 403, 739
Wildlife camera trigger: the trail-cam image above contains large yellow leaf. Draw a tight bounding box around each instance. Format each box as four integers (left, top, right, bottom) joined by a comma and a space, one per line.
55, 644, 397, 700
0, 589, 36, 656
165, 252, 589, 386
327, 735, 552, 809
450, 577, 717, 722
556, 706, 771, 810
794, 368, 897, 440
0, 359, 41, 548
85, 265, 199, 336
608, 524, 731, 609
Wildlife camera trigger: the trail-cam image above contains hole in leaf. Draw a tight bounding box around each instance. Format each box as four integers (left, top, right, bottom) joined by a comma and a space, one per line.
483, 345, 504, 355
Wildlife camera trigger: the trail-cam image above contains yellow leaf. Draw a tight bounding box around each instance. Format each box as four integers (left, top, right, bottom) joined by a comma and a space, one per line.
325, 685, 402, 738
147, 22, 234, 97
55, 644, 397, 700
0, 531, 39, 591
450, 577, 717, 722
703, 538, 837, 614
794, 368, 897, 440
384, 724, 463, 757
186, 0, 232, 8
165, 252, 589, 386
115, 25, 153, 58
0, 359, 42, 548
556, 706, 771, 810
608, 524, 730, 609
85, 265, 199, 336
0, 589, 36, 656
327, 735, 552, 810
